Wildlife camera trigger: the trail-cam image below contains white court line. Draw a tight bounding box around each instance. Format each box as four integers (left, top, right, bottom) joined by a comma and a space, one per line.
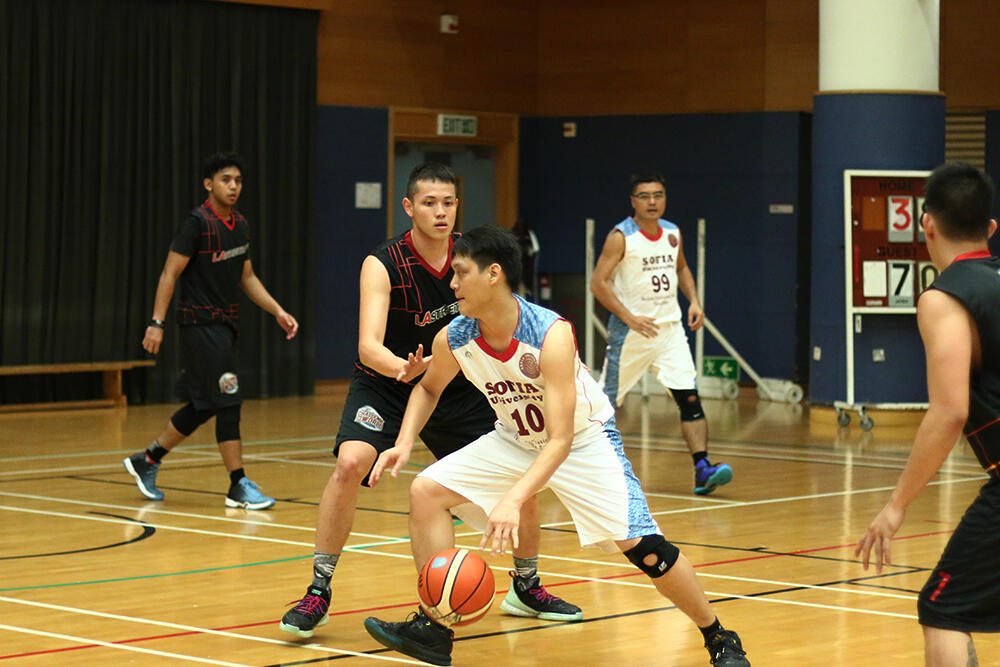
0, 597, 425, 665
0, 490, 410, 543
0, 622, 250, 666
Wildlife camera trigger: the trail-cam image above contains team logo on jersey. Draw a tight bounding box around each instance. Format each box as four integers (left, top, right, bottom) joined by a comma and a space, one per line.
355, 405, 385, 431
218, 372, 239, 394
518, 353, 540, 379
414, 302, 460, 326
667, 233, 678, 248
211, 243, 249, 263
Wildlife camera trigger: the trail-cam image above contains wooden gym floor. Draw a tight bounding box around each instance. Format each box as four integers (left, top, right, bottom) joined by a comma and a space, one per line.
1, 385, 996, 666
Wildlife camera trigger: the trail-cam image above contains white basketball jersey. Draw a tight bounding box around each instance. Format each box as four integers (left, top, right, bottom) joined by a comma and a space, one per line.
610, 217, 682, 324
447, 295, 615, 451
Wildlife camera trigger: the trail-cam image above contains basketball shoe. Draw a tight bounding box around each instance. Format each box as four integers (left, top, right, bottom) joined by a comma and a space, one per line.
706, 629, 751, 666
364, 611, 454, 666
499, 571, 583, 621
694, 460, 733, 496
225, 477, 275, 510
123, 452, 164, 500
279, 586, 330, 638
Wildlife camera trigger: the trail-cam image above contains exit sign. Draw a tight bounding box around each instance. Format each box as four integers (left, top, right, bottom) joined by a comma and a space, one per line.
702, 356, 740, 380
437, 114, 478, 137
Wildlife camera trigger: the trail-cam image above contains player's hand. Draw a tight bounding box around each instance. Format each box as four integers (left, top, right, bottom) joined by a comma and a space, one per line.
854, 503, 906, 574
396, 344, 431, 382
142, 326, 164, 355
369, 445, 412, 487
276, 310, 299, 340
626, 314, 659, 338
687, 303, 705, 331
480, 497, 520, 556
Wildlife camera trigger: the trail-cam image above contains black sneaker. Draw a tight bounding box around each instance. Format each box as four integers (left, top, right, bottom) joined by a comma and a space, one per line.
364, 610, 454, 666
499, 571, 583, 621
279, 586, 330, 638
706, 629, 750, 666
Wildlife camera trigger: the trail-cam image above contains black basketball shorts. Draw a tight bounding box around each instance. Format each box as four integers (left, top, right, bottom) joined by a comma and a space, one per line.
335, 368, 496, 484
177, 324, 241, 411
917, 476, 1000, 632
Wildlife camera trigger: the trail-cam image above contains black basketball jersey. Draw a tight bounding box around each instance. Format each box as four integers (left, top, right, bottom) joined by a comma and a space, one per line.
358, 231, 464, 389
930, 250, 1000, 472
170, 201, 250, 330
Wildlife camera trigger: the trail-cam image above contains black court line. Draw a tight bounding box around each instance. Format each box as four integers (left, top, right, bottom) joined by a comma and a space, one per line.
259, 565, 924, 667
0, 511, 155, 560
672, 538, 933, 570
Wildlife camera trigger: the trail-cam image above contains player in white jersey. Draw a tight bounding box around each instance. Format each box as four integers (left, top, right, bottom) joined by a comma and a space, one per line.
592, 172, 734, 496
362, 225, 750, 667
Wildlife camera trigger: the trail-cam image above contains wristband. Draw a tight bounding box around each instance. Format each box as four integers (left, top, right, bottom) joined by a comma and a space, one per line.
149, 318, 165, 329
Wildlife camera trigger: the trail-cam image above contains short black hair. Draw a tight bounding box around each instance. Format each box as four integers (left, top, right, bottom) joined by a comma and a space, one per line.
453, 224, 521, 291
629, 172, 666, 195
923, 162, 995, 241
407, 162, 457, 199
202, 151, 244, 181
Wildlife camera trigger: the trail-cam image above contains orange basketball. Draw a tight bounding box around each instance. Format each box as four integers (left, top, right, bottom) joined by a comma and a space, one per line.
417, 548, 495, 626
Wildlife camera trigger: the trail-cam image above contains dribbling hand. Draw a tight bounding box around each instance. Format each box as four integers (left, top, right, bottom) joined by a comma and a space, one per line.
480, 498, 520, 556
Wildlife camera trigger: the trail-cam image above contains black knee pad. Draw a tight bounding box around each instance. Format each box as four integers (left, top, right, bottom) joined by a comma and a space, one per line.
215, 404, 242, 442
625, 534, 680, 578
670, 389, 704, 422
170, 402, 214, 436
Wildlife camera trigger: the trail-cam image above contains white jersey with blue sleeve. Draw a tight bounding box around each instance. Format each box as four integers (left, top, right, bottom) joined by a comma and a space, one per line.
610, 217, 682, 325
446, 295, 614, 451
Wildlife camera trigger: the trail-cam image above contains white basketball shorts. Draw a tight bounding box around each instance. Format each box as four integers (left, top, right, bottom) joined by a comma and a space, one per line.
599, 316, 696, 406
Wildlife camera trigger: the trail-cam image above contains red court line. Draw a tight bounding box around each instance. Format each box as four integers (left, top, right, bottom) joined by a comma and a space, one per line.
1, 529, 954, 660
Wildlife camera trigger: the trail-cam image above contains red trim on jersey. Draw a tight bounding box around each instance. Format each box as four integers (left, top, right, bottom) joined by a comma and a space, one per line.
474, 297, 521, 361
952, 249, 991, 263
205, 200, 236, 231
631, 217, 663, 241
404, 231, 453, 279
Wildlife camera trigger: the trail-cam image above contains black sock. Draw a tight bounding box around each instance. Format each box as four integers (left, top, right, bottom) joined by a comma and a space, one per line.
692, 451, 709, 467
229, 468, 245, 485
146, 441, 169, 463
699, 617, 723, 643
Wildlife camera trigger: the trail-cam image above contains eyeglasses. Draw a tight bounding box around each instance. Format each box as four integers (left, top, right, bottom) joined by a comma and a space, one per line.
632, 192, 665, 202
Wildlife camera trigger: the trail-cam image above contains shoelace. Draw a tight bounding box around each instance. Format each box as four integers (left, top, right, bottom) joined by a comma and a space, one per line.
528, 586, 560, 603
289, 594, 328, 614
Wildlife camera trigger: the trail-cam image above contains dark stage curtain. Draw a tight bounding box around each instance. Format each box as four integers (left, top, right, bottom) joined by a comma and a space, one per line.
0, 0, 317, 404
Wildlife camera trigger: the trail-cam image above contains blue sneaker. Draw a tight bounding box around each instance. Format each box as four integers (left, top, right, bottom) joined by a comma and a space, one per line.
225, 477, 275, 510
123, 452, 164, 500
694, 460, 733, 496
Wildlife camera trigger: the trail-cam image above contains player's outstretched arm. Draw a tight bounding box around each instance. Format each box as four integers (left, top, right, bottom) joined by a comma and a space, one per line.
143, 251, 190, 354
481, 320, 577, 555
590, 230, 658, 338
855, 289, 971, 573
675, 233, 704, 330
356, 255, 422, 379
370, 328, 461, 486
239, 259, 299, 339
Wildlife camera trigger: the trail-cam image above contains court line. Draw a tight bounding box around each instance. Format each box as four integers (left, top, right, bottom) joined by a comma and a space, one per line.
0, 490, 404, 540
0, 622, 251, 666
0, 596, 427, 665
0, 436, 333, 462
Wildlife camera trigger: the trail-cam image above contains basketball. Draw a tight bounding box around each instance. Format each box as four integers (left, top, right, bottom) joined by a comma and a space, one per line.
417, 548, 495, 626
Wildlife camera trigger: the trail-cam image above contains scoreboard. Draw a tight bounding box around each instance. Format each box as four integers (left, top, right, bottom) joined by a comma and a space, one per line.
844, 170, 934, 311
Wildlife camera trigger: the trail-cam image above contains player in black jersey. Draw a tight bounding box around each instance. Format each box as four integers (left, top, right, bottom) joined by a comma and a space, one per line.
857, 163, 1000, 665
123, 152, 299, 511
280, 163, 581, 639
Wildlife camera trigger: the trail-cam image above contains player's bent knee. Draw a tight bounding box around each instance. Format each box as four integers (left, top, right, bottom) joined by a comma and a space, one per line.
170, 402, 214, 436
624, 534, 680, 578
670, 389, 704, 422
332, 442, 378, 484
214, 404, 241, 442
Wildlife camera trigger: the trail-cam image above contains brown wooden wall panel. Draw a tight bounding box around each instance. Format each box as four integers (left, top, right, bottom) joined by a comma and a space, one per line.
941, 0, 1000, 110
307, 0, 1000, 116
316, 0, 537, 113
